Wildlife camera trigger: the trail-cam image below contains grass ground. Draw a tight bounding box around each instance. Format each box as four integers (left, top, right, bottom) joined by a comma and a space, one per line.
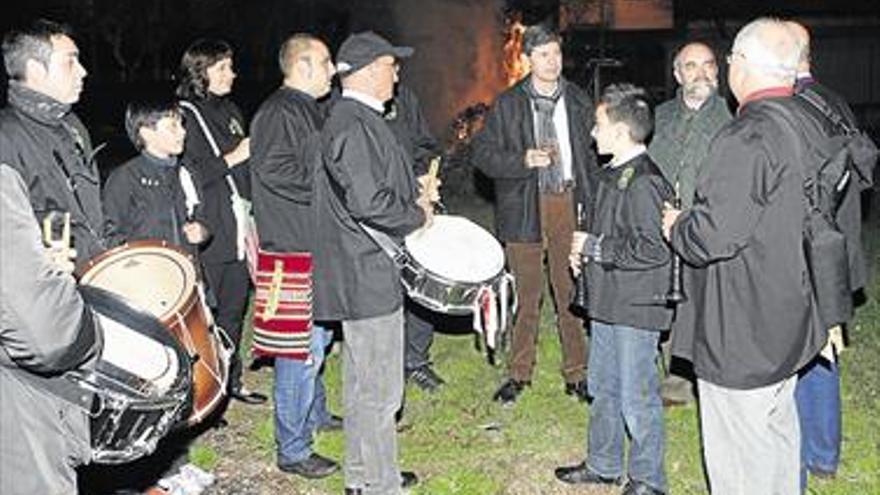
192, 202, 880, 495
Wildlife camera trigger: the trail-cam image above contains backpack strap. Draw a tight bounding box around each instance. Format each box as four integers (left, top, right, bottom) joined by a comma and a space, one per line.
797, 88, 855, 136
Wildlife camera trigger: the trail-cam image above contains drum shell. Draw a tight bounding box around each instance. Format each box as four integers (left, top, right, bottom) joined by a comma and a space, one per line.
78, 240, 230, 425
400, 256, 504, 314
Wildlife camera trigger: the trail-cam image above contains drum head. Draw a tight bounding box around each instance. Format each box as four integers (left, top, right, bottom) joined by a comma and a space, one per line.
79, 242, 197, 320
405, 215, 504, 284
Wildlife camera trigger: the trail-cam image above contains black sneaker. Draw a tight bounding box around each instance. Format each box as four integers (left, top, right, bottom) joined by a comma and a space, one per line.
564, 379, 589, 402
492, 379, 529, 405
554, 462, 623, 485
406, 365, 445, 392
277, 452, 339, 479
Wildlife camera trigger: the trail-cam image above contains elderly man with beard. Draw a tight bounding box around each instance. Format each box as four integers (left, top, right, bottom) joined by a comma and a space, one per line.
648, 42, 731, 407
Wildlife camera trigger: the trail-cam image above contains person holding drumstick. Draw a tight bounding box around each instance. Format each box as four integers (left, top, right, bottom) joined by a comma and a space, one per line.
312, 31, 434, 494
0, 18, 104, 495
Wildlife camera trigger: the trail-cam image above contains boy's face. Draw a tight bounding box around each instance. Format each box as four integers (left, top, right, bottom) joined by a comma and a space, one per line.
141, 113, 186, 158
591, 104, 622, 156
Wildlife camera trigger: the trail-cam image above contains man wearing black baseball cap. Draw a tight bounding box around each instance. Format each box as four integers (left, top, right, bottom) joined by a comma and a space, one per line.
312, 31, 433, 494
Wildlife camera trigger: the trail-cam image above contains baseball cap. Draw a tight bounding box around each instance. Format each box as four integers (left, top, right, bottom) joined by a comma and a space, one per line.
335, 31, 414, 76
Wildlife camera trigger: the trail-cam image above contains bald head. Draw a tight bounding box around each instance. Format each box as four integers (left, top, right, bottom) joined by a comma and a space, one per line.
784, 20, 811, 72
673, 42, 719, 108
728, 17, 801, 101
278, 34, 335, 98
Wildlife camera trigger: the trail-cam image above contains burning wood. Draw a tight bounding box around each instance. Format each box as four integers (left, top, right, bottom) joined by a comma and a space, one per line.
503, 12, 528, 87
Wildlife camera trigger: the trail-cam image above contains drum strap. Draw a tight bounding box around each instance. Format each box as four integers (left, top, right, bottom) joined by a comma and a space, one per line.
6, 366, 94, 411
358, 222, 407, 265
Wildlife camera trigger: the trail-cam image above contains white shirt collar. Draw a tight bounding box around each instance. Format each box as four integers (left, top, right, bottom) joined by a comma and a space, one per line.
342, 89, 385, 113
610, 144, 647, 168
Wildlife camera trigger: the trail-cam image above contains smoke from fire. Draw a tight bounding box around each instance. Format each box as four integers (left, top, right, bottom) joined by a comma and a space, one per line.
388, 0, 510, 140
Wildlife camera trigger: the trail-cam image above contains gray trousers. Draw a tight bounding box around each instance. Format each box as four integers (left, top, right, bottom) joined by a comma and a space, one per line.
342, 308, 405, 495
0, 367, 91, 495
698, 376, 800, 495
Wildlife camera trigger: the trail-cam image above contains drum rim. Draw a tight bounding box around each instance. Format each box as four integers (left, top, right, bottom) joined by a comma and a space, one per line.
77, 239, 195, 279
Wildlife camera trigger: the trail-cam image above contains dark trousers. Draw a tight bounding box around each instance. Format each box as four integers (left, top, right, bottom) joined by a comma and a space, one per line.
203, 259, 251, 391
505, 191, 587, 383
403, 298, 436, 372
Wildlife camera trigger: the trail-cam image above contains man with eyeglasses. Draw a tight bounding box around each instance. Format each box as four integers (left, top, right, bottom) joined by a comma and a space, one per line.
313, 31, 434, 494
662, 18, 827, 494
648, 42, 731, 408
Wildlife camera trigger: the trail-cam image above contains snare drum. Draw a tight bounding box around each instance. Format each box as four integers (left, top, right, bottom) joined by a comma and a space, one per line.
79, 240, 231, 424
400, 215, 516, 349
72, 286, 191, 464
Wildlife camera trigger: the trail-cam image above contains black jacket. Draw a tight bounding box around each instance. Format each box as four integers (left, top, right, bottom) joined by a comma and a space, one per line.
102, 154, 200, 248
670, 96, 825, 389
472, 78, 598, 241
180, 95, 250, 263
0, 94, 105, 269
312, 97, 425, 320
586, 153, 674, 330
250, 87, 324, 252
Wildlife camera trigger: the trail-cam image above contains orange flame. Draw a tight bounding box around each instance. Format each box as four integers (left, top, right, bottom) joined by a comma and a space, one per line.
503, 14, 528, 87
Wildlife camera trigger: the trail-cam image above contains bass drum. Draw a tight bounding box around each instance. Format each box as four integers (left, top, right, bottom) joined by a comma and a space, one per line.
79, 240, 231, 425
72, 286, 191, 464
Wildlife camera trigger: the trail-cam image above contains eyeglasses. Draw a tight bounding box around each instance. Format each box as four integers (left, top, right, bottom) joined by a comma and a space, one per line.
726, 50, 746, 65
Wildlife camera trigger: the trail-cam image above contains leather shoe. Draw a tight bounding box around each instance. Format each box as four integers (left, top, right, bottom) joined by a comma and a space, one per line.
621, 479, 666, 495
564, 380, 589, 402
231, 387, 268, 405
492, 379, 529, 405
554, 462, 622, 485
277, 452, 339, 479
342, 471, 418, 494
400, 470, 418, 488
318, 414, 343, 432
406, 365, 445, 393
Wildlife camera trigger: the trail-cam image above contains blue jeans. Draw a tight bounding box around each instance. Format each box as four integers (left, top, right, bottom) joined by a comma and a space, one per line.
586, 321, 666, 493
795, 356, 840, 489
274, 324, 333, 463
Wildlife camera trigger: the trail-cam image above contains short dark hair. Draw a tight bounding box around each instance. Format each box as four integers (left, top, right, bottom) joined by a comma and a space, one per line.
599, 83, 653, 143
2, 19, 73, 81
125, 98, 181, 151
522, 25, 561, 56
175, 38, 233, 100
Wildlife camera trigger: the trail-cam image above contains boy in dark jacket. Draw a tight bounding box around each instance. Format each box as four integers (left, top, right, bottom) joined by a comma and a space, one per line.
103, 99, 208, 248
555, 84, 673, 495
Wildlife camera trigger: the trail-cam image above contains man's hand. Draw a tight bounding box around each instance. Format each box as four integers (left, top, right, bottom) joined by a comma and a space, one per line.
524, 148, 552, 168
417, 173, 442, 203
417, 196, 434, 229
183, 221, 209, 245
662, 202, 682, 241
570, 231, 587, 276
224, 137, 251, 167
45, 243, 76, 274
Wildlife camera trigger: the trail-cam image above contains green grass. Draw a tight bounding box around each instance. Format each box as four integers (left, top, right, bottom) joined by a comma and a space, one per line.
193, 208, 880, 494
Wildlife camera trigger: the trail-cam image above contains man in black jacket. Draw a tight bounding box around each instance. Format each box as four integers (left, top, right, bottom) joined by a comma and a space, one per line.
313, 32, 431, 495
786, 20, 876, 487
250, 33, 340, 480
473, 25, 596, 405
0, 19, 104, 495
663, 18, 826, 494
